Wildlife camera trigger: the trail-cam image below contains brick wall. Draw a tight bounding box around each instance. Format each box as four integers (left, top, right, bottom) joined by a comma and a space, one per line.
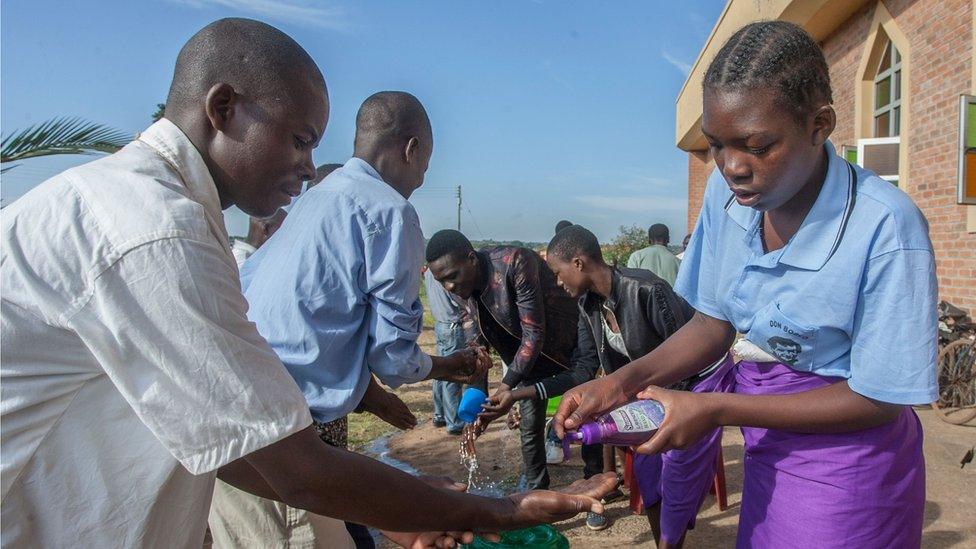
823, 0, 976, 315
687, 150, 714, 234
686, 0, 975, 314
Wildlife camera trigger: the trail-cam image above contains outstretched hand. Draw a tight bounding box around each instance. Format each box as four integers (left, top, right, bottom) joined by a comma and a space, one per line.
382, 476, 501, 548
506, 472, 619, 527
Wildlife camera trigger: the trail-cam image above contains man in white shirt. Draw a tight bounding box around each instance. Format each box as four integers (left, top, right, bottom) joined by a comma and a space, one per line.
0, 17, 613, 549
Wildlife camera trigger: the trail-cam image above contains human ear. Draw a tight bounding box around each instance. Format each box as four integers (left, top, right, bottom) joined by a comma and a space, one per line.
404, 136, 420, 164
574, 257, 585, 271
809, 105, 836, 147
204, 83, 238, 132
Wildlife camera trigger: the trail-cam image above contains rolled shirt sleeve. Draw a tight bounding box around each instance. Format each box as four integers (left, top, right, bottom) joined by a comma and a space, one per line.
69, 237, 312, 475
847, 248, 939, 405
362, 217, 433, 387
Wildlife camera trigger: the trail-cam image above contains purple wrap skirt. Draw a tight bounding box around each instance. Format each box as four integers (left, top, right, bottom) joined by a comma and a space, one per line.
731, 360, 925, 548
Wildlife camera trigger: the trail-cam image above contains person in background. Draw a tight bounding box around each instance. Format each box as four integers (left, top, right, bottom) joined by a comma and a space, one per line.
424, 266, 466, 435
307, 162, 343, 190
231, 209, 287, 265
675, 234, 692, 261
426, 229, 578, 492
627, 223, 680, 286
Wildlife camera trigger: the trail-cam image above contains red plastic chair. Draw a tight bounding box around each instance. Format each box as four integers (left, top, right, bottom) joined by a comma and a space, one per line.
622, 446, 727, 515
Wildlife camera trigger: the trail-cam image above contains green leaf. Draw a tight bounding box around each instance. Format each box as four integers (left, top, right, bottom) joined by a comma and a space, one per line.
1, 117, 131, 165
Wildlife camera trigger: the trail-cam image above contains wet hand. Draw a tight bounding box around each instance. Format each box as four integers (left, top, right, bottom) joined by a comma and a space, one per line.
553, 377, 629, 439
633, 386, 719, 455
477, 388, 515, 424
507, 472, 618, 526
445, 347, 491, 384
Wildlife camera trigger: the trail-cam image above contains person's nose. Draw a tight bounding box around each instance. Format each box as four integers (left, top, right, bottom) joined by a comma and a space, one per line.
721, 150, 751, 182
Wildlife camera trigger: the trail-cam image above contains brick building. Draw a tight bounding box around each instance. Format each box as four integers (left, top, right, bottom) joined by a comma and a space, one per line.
676, 0, 976, 315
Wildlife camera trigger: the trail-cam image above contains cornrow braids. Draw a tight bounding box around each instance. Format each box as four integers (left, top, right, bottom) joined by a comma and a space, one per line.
703, 21, 832, 123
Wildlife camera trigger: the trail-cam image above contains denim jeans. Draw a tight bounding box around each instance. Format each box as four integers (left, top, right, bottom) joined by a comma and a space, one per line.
433, 321, 464, 432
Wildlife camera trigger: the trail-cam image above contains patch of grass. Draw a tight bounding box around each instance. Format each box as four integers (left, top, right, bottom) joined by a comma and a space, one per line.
418, 281, 435, 329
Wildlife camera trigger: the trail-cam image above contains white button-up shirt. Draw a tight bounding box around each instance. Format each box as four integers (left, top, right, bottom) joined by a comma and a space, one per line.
0, 119, 313, 548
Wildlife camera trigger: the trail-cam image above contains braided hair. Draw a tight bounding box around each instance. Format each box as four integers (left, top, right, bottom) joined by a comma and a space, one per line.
703, 21, 832, 123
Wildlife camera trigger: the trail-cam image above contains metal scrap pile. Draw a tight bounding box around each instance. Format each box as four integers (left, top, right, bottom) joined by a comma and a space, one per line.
938, 301, 976, 345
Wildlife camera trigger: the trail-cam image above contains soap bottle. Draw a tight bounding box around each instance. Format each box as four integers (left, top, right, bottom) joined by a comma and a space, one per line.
564, 399, 665, 446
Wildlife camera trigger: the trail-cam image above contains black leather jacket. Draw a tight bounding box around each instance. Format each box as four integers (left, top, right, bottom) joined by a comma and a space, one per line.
536, 267, 700, 399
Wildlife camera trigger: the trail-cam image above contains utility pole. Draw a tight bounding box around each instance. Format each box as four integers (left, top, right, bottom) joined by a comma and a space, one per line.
456, 185, 462, 231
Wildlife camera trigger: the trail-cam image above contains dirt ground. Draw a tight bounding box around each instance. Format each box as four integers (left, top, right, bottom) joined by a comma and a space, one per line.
360, 329, 976, 548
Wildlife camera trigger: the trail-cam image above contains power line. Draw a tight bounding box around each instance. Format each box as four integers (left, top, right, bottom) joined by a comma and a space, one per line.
465, 206, 486, 239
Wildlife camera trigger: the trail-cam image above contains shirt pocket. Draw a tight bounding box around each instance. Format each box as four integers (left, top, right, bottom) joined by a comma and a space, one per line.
747, 302, 819, 371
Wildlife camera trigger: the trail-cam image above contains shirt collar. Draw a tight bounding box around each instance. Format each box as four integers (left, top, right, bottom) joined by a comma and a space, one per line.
346, 156, 384, 182
137, 119, 229, 246
724, 141, 856, 271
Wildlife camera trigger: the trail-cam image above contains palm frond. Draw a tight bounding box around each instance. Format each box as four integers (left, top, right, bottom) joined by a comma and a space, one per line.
1, 117, 131, 164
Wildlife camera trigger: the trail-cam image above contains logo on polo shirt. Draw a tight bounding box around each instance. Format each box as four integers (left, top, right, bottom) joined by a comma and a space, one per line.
767, 336, 802, 365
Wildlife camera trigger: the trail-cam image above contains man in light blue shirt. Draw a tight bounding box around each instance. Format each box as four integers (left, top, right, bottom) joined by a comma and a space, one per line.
241, 91, 486, 425
627, 223, 680, 286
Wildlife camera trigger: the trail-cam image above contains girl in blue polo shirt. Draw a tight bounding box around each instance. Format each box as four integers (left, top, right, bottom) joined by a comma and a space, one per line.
556, 21, 937, 548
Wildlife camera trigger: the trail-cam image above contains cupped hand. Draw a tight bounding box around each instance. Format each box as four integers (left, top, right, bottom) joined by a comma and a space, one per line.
477, 389, 515, 424
506, 472, 619, 526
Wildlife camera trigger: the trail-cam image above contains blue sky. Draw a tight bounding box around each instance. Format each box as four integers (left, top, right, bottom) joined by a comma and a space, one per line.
2, 0, 723, 242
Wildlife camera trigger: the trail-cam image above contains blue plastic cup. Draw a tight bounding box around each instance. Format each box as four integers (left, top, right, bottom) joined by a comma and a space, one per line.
457, 388, 488, 423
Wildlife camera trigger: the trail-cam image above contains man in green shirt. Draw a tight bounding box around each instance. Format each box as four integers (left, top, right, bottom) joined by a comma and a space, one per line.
626, 223, 680, 286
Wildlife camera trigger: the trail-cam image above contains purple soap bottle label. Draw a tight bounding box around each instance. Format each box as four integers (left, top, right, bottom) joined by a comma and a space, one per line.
608, 400, 665, 433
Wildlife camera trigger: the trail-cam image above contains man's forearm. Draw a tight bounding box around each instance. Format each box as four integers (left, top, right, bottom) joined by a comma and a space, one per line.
243, 427, 520, 532
613, 311, 734, 397
217, 457, 281, 500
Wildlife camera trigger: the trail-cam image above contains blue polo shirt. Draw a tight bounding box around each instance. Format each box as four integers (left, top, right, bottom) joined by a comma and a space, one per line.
675, 142, 938, 405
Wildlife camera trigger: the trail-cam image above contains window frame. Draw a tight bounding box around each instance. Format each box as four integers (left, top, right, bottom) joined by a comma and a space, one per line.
872, 40, 902, 137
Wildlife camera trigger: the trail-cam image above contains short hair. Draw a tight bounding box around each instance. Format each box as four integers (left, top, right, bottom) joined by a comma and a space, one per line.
648, 224, 670, 243
354, 91, 430, 153
547, 225, 603, 263
703, 21, 832, 123
554, 220, 573, 235
165, 18, 324, 115
307, 163, 343, 189
426, 229, 474, 263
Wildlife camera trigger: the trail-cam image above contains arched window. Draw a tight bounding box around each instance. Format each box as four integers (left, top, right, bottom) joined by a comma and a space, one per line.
873, 39, 902, 137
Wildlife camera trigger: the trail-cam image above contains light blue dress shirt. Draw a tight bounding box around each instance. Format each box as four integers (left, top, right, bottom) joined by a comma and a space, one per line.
241, 157, 432, 422
675, 142, 938, 405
